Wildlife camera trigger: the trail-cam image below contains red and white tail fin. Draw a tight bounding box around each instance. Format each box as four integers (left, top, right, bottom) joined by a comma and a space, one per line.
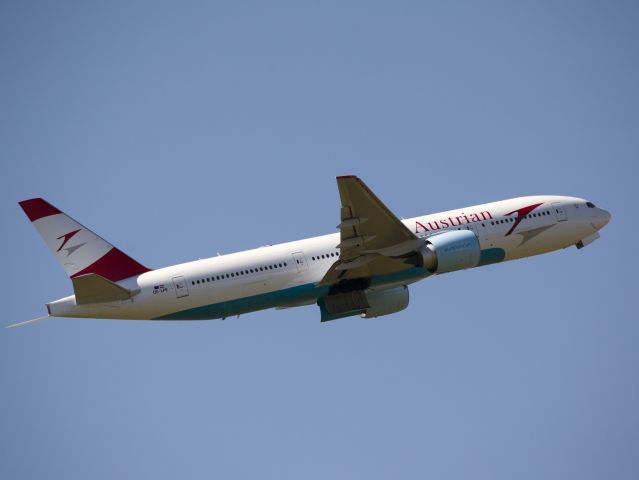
19, 198, 151, 282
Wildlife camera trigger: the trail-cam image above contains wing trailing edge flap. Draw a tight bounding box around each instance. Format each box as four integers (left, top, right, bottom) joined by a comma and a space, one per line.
72, 273, 139, 305
319, 176, 423, 286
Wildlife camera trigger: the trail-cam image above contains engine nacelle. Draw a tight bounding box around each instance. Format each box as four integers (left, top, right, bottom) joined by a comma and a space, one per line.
417, 230, 480, 273
360, 286, 409, 319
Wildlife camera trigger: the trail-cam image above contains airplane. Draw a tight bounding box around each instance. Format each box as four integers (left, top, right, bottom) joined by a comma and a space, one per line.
10, 175, 611, 327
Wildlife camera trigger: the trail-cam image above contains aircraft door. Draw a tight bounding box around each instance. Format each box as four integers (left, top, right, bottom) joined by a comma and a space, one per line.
552, 202, 568, 222
292, 252, 308, 273
172, 276, 189, 298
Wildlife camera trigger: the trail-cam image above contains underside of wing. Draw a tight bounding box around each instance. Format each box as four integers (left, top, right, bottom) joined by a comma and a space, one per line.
319, 176, 424, 286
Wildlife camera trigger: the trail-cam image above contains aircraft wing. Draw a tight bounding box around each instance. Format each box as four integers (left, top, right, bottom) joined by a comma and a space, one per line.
319, 176, 423, 286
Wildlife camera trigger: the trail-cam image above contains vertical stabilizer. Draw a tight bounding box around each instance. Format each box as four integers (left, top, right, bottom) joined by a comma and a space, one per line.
19, 198, 151, 282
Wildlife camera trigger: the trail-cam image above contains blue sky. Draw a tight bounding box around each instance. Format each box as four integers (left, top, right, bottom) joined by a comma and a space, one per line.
1, 1, 637, 478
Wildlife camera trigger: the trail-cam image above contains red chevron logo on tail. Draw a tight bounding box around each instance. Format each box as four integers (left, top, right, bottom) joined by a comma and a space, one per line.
56, 229, 81, 252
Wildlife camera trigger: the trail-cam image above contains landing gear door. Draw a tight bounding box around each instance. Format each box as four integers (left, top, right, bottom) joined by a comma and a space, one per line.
292, 252, 308, 273
172, 275, 189, 298
552, 202, 568, 222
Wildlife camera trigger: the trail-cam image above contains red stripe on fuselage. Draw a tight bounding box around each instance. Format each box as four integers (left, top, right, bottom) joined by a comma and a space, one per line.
19, 198, 62, 222
70, 248, 152, 282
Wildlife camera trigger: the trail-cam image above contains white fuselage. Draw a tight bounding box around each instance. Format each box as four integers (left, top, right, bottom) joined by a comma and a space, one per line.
46, 195, 610, 321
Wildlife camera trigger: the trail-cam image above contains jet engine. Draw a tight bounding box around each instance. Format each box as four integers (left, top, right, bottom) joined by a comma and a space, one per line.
319, 285, 409, 321
360, 286, 409, 318
416, 230, 481, 273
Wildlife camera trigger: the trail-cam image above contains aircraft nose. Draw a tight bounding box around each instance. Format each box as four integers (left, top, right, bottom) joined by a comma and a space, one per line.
593, 208, 611, 229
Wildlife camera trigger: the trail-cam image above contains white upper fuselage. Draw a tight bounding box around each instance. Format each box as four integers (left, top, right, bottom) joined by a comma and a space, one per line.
47, 195, 610, 320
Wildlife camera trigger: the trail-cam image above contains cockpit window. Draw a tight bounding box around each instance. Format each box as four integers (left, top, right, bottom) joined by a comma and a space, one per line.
586, 201, 596, 208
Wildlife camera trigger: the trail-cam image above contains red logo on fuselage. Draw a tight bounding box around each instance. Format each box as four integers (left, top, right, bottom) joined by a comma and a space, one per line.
504, 203, 544, 236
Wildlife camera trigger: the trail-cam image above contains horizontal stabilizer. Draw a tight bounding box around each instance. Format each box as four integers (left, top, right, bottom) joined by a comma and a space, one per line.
72, 273, 135, 305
